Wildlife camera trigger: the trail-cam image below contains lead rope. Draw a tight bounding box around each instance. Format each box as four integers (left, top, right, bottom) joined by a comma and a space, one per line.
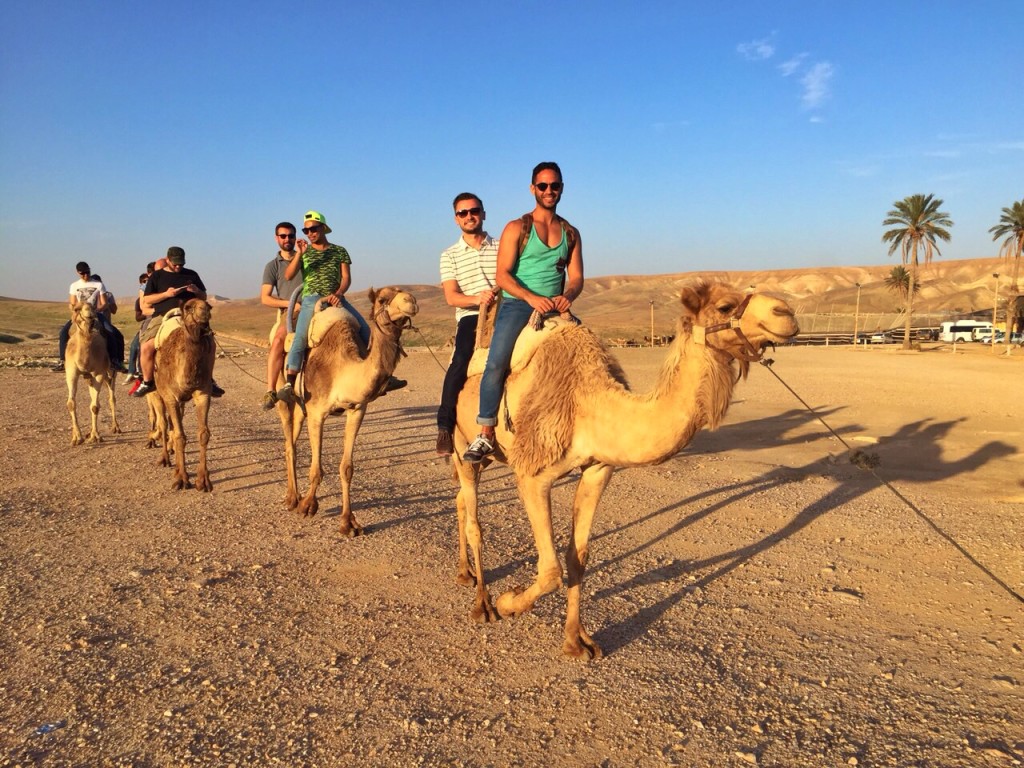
758, 356, 1023, 607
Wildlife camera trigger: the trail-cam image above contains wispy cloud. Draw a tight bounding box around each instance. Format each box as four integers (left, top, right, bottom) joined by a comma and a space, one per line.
778, 53, 808, 77
801, 62, 834, 108
737, 36, 775, 61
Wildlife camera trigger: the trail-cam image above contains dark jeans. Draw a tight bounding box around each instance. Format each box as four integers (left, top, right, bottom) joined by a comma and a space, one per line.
127, 331, 141, 376
58, 318, 124, 366
437, 314, 479, 432
478, 298, 534, 427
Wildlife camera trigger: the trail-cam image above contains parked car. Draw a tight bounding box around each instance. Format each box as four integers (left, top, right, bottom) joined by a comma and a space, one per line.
976, 330, 1005, 344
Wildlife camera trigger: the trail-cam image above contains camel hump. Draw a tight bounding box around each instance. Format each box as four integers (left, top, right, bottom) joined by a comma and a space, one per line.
305, 305, 362, 350
466, 314, 577, 379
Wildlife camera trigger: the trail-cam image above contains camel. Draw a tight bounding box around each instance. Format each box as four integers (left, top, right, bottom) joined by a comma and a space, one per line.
450, 280, 799, 659
146, 299, 216, 491
278, 286, 419, 535
65, 301, 121, 445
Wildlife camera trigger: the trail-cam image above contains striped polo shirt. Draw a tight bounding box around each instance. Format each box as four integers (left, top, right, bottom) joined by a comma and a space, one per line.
439, 234, 498, 322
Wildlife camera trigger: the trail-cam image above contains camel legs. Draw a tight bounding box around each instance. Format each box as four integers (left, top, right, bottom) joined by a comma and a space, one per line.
104, 374, 121, 436
192, 392, 212, 492
337, 406, 367, 537
452, 453, 498, 623
149, 393, 172, 466
85, 376, 103, 444
496, 472, 563, 620
278, 400, 304, 509
66, 370, 83, 446
562, 463, 613, 660
168, 400, 191, 490
296, 407, 326, 518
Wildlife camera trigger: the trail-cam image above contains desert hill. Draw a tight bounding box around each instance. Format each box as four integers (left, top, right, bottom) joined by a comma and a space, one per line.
2, 256, 1016, 349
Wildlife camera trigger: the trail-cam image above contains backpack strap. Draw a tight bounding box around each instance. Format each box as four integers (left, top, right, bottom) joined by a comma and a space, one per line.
518, 213, 577, 257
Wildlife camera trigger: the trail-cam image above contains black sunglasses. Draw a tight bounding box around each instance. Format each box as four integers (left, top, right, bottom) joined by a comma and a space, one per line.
276, 232, 295, 238
455, 207, 482, 218
534, 182, 562, 192
302, 225, 323, 234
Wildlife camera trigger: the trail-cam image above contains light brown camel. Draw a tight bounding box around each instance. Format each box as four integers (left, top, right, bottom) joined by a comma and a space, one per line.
278, 286, 419, 535
450, 280, 799, 659
65, 301, 121, 445
147, 299, 216, 491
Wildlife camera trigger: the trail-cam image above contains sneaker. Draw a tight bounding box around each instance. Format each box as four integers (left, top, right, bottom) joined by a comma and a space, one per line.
385, 376, 407, 392
276, 383, 306, 415
262, 390, 278, 410
132, 381, 154, 397
435, 429, 454, 456
52, 362, 65, 373
123, 374, 137, 386
111, 362, 128, 374
211, 381, 225, 398
127, 378, 142, 396
463, 434, 494, 464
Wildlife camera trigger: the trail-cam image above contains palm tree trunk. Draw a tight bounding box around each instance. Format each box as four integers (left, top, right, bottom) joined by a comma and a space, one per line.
903, 264, 917, 350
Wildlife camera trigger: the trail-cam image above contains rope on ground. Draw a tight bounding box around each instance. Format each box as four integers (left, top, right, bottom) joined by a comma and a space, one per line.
213, 333, 266, 385
758, 356, 1024, 607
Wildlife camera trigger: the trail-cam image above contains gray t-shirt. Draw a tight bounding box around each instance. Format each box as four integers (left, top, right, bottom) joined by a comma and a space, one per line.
262, 252, 304, 304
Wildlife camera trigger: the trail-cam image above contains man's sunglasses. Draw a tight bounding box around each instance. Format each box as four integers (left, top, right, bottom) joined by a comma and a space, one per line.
455, 207, 482, 218
276, 232, 295, 239
534, 182, 562, 192
302, 225, 324, 234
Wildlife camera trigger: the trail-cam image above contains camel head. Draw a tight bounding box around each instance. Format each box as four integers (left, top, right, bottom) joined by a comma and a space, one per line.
181, 298, 212, 327
368, 286, 419, 331
72, 301, 98, 331
679, 281, 799, 365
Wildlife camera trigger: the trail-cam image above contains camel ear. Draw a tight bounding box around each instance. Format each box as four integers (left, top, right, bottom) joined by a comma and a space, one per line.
678, 286, 702, 320
367, 287, 378, 305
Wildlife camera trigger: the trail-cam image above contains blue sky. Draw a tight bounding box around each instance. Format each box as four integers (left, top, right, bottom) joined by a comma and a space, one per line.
2, 1, 1021, 301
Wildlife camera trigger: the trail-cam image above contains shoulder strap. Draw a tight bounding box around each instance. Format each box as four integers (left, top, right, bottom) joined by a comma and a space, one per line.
518, 213, 576, 257
518, 213, 533, 256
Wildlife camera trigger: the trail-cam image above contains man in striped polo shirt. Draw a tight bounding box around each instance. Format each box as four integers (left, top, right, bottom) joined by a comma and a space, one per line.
435, 193, 499, 455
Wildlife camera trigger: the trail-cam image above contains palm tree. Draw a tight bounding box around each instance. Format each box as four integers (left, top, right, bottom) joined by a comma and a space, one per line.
989, 199, 1024, 296
882, 194, 953, 349
885, 265, 910, 305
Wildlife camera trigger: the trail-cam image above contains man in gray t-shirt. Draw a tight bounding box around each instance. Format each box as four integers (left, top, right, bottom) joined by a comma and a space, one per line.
259, 222, 304, 409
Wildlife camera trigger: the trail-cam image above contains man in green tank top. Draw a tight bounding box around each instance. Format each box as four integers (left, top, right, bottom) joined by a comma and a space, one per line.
463, 161, 585, 463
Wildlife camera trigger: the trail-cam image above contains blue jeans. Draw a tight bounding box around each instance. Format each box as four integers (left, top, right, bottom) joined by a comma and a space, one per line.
477, 298, 534, 427
127, 331, 141, 376
285, 294, 371, 373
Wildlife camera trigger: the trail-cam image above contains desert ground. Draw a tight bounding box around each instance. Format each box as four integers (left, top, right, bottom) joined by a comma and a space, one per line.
1, 313, 1022, 766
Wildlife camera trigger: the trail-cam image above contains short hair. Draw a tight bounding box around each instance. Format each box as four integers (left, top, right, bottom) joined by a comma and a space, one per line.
146, 261, 156, 274
452, 192, 482, 210
76, 261, 90, 274
275, 221, 296, 234
531, 161, 562, 184
139, 273, 149, 283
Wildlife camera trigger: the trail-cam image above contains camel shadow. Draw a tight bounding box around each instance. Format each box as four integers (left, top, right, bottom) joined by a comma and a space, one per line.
589, 416, 1017, 656
685, 406, 859, 455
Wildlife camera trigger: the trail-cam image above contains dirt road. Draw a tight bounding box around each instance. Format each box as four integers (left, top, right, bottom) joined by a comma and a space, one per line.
1, 338, 1021, 767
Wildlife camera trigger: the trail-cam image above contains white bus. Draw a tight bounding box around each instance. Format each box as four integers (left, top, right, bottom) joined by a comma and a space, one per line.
939, 320, 993, 342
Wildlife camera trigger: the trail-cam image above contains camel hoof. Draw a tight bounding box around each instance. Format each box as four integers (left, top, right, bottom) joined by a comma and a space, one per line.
297, 499, 318, 517
71, 436, 83, 446
455, 570, 476, 588
195, 477, 212, 493
111, 426, 123, 435
339, 521, 363, 538
495, 588, 527, 619
562, 638, 603, 660
471, 600, 499, 624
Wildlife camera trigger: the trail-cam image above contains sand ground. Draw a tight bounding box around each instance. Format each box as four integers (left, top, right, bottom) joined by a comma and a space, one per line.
1, 336, 1022, 767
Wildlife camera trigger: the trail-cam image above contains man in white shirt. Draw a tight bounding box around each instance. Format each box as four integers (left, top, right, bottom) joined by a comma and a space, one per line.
53, 261, 121, 373
435, 193, 499, 455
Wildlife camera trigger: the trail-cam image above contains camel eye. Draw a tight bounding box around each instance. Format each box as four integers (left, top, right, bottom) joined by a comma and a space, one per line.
717, 303, 735, 314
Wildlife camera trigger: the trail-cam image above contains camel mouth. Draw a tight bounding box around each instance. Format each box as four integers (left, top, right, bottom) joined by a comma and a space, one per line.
756, 322, 800, 343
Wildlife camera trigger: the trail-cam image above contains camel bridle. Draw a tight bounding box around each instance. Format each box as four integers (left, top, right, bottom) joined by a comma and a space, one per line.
693, 293, 765, 362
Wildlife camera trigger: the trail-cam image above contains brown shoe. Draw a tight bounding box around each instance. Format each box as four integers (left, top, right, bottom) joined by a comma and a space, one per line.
435, 429, 454, 455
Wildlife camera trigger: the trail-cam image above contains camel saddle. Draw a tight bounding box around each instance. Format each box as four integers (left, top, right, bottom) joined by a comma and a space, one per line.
282, 301, 360, 356
466, 311, 579, 379
153, 308, 183, 350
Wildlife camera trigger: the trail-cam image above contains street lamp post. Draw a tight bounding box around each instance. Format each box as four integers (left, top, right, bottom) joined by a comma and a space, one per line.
992, 273, 1000, 353
649, 300, 655, 348
853, 282, 861, 347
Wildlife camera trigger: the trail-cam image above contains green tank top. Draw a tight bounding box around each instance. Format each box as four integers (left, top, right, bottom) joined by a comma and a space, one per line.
504, 226, 568, 299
